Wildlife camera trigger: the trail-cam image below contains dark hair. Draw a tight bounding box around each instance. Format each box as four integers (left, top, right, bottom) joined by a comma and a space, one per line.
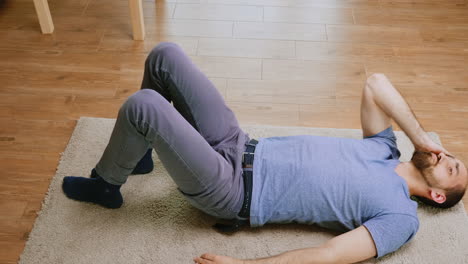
414, 185, 466, 209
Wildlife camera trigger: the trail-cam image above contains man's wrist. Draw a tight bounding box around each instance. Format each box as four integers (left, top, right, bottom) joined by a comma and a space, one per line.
413, 128, 430, 150
241, 254, 282, 264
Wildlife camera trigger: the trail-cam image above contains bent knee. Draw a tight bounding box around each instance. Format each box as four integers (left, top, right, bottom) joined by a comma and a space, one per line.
121, 89, 166, 113
148, 42, 182, 60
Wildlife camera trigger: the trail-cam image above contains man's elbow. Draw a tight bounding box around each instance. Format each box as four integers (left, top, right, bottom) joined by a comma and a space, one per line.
295, 245, 337, 264
317, 244, 340, 264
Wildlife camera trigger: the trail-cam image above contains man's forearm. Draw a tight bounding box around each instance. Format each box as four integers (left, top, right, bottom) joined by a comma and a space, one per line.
196, 226, 375, 264
366, 74, 430, 149
243, 246, 335, 264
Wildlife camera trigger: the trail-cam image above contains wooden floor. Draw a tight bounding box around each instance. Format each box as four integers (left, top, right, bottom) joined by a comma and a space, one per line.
1, 0, 468, 262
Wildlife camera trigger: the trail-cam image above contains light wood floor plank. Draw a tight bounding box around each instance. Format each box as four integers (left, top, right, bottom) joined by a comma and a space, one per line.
326, 24, 424, 45
295, 41, 397, 62
197, 38, 295, 59
0, 49, 121, 74
418, 26, 468, 47
379, 0, 468, 9
227, 79, 341, 104
84, 0, 176, 18
0, 177, 51, 202
262, 59, 366, 82
190, 56, 262, 79
70, 96, 126, 119
0, 241, 26, 264
0, 71, 118, 97
0, 120, 75, 154
98, 34, 199, 54
1, 0, 88, 17
174, 4, 263, 21
154, 19, 233, 38
264, 6, 354, 24
0, 94, 76, 121
174, 0, 379, 8
299, 103, 362, 129
393, 45, 468, 67
366, 60, 468, 86
0, 200, 28, 221
228, 101, 300, 126
234, 22, 327, 41
0, 28, 105, 53
354, 7, 468, 27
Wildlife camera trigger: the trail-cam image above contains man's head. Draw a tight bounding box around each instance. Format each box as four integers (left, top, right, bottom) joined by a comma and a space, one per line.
411, 151, 468, 209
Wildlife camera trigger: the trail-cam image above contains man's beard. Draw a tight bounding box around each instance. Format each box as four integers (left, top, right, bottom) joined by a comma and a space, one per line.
411, 151, 438, 188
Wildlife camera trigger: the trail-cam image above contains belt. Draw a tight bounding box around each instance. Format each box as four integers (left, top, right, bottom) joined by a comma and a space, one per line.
213, 138, 258, 233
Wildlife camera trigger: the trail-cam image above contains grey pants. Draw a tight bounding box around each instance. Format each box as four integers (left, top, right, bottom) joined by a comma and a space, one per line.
95, 42, 251, 220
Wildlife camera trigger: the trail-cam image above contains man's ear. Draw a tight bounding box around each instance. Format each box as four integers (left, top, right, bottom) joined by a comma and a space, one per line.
430, 189, 446, 204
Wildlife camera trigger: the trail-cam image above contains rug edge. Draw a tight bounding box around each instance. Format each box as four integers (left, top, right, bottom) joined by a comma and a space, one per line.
18, 118, 90, 263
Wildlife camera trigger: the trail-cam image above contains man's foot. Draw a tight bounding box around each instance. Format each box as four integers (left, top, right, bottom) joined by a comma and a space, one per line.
62, 174, 123, 209
131, 148, 154, 175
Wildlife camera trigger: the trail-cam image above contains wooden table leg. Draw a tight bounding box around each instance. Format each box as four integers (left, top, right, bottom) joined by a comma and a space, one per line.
33, 0, 54, 34
128, 0, 146, 40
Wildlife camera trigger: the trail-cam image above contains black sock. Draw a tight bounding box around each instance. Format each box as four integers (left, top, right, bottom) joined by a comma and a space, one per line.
62, 172, 123, 209
131, 148, 154, 175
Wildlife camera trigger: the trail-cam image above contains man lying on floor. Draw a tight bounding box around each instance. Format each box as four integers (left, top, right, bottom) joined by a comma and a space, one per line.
62, 42, 468, 264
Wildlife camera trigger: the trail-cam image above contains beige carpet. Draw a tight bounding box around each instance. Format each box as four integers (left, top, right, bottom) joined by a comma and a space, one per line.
19, 117, 468, 264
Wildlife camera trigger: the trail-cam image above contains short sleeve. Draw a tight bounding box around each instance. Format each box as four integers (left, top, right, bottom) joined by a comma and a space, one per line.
364, 126, 401, 160
363, 214, 419, 258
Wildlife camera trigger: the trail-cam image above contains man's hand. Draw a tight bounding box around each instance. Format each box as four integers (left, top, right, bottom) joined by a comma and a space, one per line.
194, 253, 243, 264
416, 134, 451, 155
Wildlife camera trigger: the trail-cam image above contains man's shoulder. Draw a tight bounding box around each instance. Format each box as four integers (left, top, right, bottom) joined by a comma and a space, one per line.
369, 196, 420, 229
363, 211, 419, 258
372, 211, 419, 225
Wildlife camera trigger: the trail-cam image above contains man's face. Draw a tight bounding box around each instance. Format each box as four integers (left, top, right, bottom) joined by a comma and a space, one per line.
411, 151, 468, 190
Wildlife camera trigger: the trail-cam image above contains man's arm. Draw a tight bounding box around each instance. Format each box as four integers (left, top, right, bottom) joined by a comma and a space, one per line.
194, 226, 377, 264
361, 73, 447, 154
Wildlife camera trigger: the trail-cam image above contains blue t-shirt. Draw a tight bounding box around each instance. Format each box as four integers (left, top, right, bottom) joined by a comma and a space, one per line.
250, 126, 419, 258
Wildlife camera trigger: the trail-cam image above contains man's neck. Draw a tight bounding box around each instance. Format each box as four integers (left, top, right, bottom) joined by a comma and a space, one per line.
395, 162, 428, 197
